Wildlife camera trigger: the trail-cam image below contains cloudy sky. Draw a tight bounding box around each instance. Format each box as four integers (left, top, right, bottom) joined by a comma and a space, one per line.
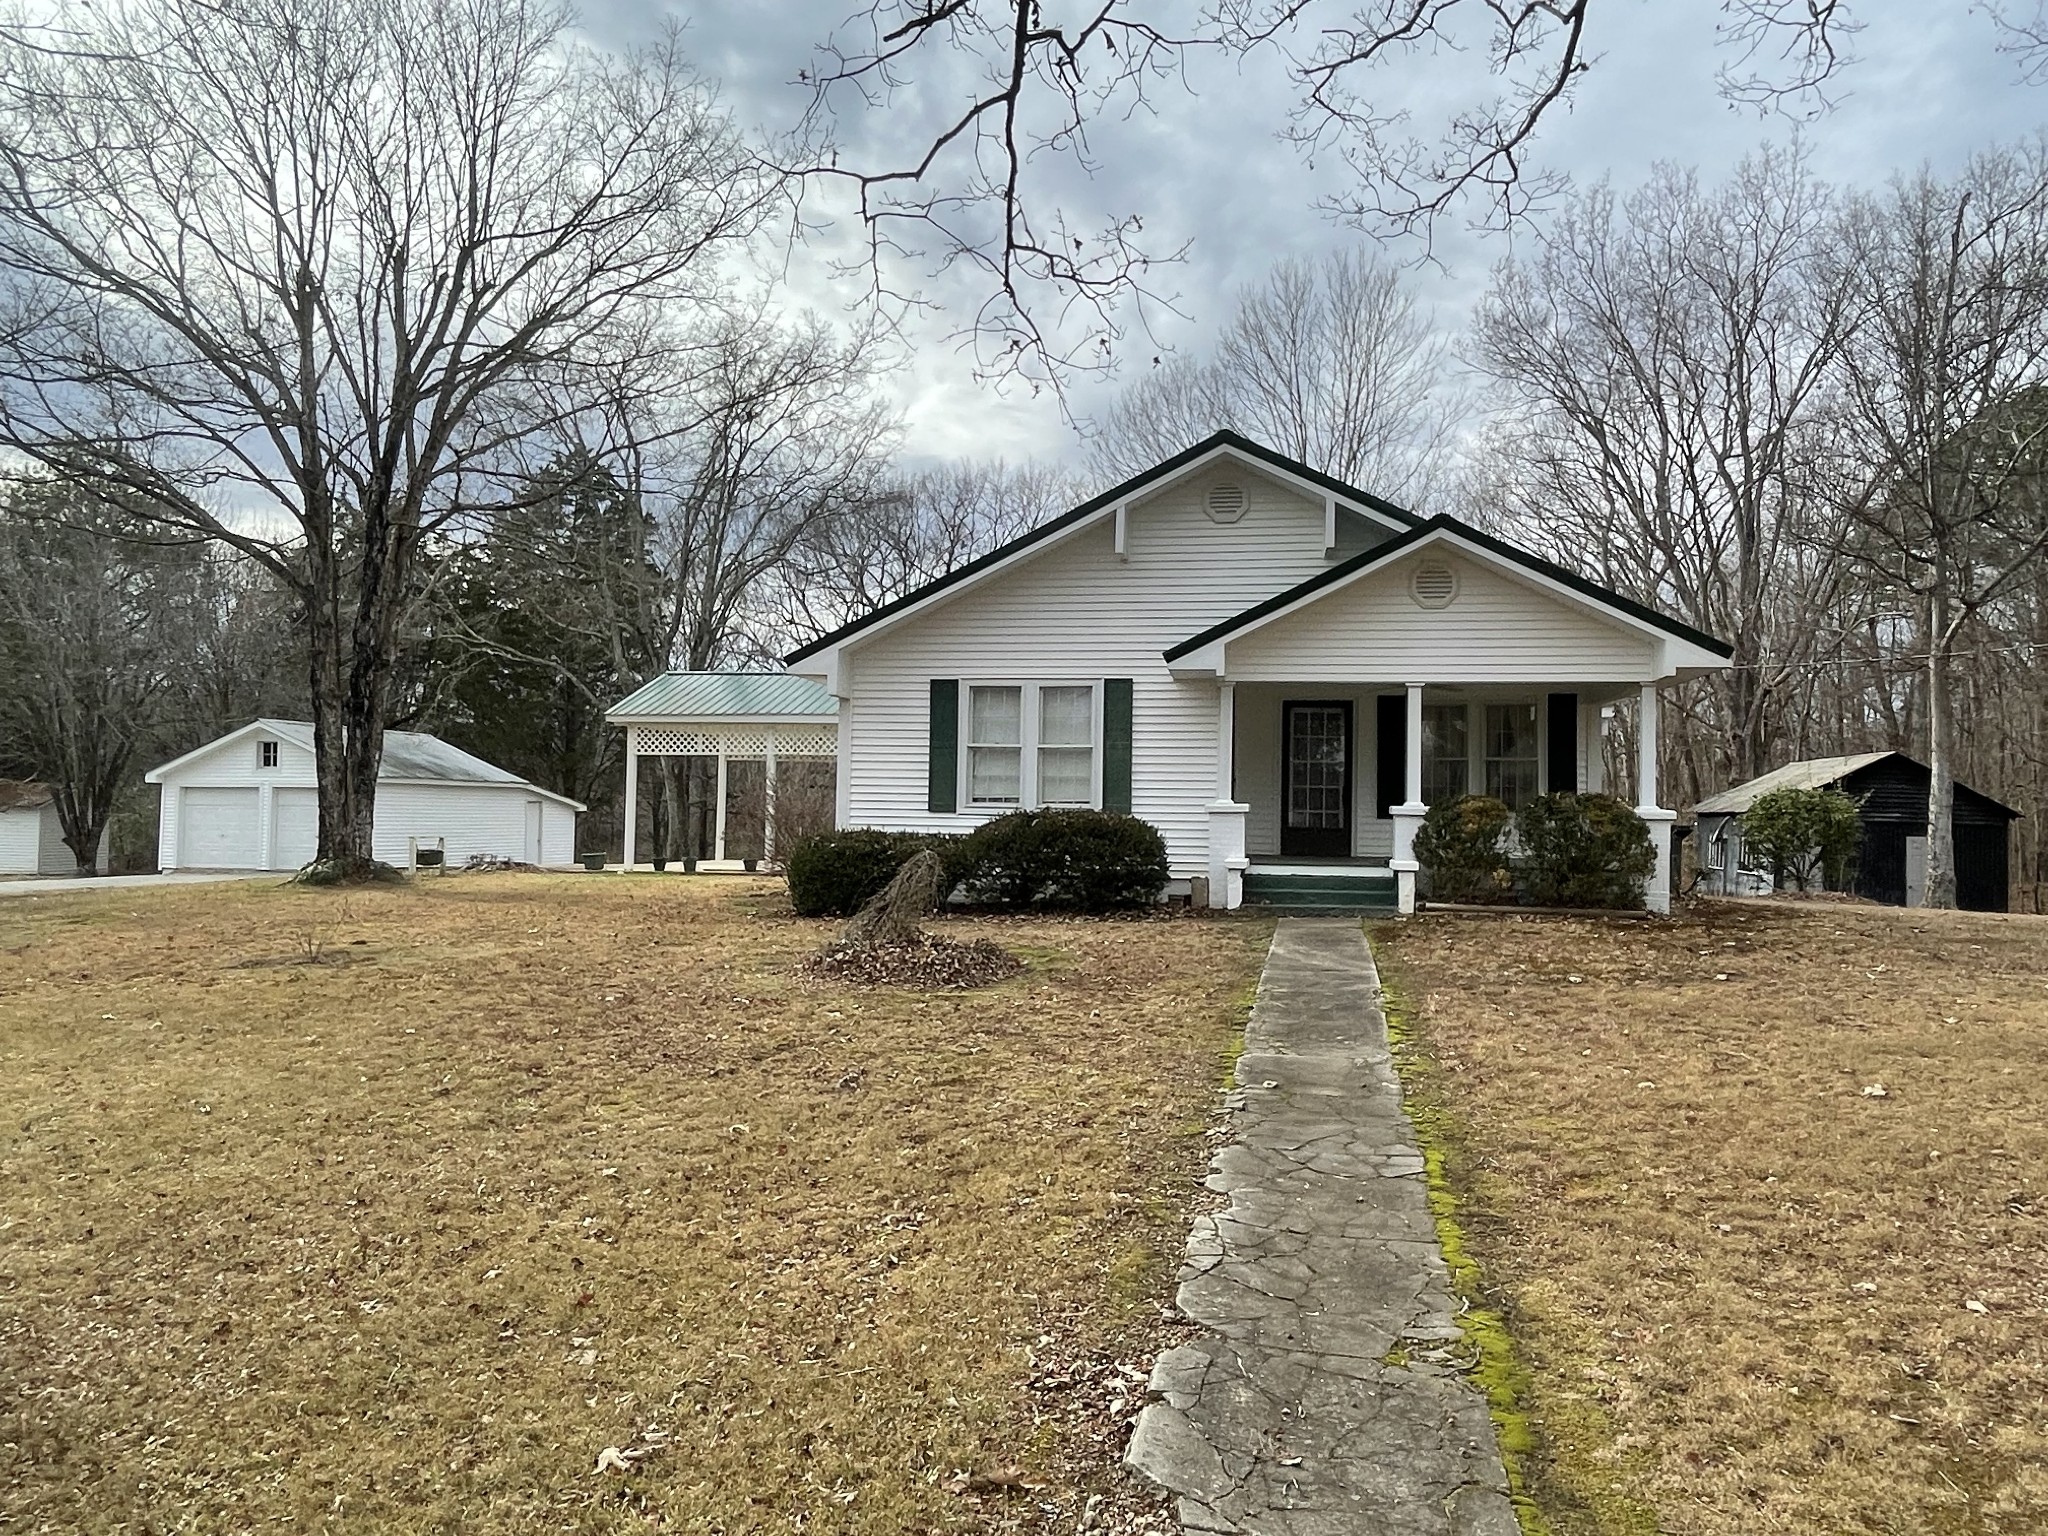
588, 2, 2044, 468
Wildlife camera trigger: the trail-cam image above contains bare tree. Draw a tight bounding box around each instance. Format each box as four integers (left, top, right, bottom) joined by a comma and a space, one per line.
1090, 250, 1456, 503
1470, 148, 1853, 789
1830, 147, 2048, 907
794, 1, 1878, 388
0, 479, 198, 872
0, 0, 776, 875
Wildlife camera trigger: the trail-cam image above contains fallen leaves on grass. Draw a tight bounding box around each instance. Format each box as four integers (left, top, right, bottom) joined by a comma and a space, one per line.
800, 932, 1024, 989
1375, 900, 2048, 1536
0, 875, 1264, 1533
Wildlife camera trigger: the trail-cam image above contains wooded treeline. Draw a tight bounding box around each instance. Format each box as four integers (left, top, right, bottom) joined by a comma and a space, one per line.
0, 0, 2039, 904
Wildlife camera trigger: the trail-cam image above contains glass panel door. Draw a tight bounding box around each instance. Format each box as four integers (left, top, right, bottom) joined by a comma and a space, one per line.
1281, 701, 1352, 857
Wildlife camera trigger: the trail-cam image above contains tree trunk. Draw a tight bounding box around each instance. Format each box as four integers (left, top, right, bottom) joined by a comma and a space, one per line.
304, 536, 387, 877
1923, 593, 1959, 909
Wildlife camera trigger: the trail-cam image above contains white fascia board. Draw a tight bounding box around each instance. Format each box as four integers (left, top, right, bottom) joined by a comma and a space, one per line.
144, 720, 273, 783
1212, 526, 1728, 678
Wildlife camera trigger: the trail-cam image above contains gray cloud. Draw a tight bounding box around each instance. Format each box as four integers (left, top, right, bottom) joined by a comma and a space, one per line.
584, 1, 2045, 468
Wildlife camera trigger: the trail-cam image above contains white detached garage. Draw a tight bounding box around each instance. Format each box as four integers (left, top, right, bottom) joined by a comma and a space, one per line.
145, 720, 583, 872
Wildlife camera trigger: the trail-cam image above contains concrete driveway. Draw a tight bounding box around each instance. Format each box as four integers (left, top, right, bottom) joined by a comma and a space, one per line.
0, 871, 277, 899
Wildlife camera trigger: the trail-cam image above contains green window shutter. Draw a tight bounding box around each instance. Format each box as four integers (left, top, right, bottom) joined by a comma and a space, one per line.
928, 680, 959, 813
1103, 678, 1134, 814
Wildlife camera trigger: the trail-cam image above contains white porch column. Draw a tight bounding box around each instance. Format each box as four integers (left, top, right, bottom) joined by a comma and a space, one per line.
622, 726, 639, 871
714, 750, 729, 863
1390, 681, 1427, 915
764, 733, 779, 863
1206, 681, 1250, 910
1637, 682, 1675, 915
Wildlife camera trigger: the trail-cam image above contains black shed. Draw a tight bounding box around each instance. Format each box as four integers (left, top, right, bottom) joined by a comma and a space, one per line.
1694, 751, 2020, 912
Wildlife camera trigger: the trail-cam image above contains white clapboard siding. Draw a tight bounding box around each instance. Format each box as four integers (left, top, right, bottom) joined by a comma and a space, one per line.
1224, 553, 1657, 682
541, 801, 577, 865
373, 783, 561, 866
842, 469, 1351, 875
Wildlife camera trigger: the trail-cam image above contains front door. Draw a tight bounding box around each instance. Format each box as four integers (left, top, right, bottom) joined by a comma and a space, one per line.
1281, 700, 1353, 857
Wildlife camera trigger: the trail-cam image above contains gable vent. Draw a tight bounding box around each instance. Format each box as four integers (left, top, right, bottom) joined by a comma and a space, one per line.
1411, 561, 1458, 609
1204, 482, 1248, 523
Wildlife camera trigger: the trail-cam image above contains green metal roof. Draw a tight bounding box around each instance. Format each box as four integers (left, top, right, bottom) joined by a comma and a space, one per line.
607, 672, 837, 723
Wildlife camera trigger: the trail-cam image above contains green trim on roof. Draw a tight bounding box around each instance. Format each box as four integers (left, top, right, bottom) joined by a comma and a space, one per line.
607, 672, 838, 722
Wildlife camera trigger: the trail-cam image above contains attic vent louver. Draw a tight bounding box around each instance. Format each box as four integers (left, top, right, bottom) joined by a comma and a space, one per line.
1411, 561, 1458, 609
1204, 482, 1248, 523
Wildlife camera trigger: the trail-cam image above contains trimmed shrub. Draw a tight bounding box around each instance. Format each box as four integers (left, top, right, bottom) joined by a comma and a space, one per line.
1414, 795, 1514, 904
1514, 792, 1655, 909
960, 809, 1169, 912
785, 829, 971, 917
1741, 786, 1863, 892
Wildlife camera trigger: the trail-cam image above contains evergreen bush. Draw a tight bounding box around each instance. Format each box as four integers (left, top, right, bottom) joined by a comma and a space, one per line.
960, 809, 1169, 911
1513, 792, 1655, 908
784, 829, 971, 917
1413, 795, 1514, 904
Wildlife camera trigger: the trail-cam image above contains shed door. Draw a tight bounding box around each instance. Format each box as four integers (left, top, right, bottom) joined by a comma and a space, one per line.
179, 786, 260, 868
1956, 823, 2011, 912
1281, 700, 1353, 858
272, 788, 318, 870
524, 800, 543, 865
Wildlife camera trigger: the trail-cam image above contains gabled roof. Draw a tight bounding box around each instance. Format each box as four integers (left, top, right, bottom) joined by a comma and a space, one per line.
1162, 515, 1735, 663
1693, 754, 1892, 814
144, 719, 586, 810
784, 430, 1424, 665
1696, 751, 2021, 819
608, 671, 837, 723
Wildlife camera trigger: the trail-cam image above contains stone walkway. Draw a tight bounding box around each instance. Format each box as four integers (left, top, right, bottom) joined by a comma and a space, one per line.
1127, 918, 1518, 1536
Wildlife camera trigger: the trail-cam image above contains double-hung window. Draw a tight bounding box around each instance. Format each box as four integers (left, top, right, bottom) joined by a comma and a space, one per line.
967, 685, 1023, 806
1484, 702, 1540, 809
966, 682, 1097, 809
1420, 704, 1470, 805
1036, 686, 1095, 805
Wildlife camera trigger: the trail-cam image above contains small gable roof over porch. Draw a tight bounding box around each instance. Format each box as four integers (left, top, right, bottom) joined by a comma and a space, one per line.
1164, 516, 1733, 682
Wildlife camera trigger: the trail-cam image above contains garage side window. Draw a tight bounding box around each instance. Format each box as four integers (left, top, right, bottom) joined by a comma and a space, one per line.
259, 740, 280, 769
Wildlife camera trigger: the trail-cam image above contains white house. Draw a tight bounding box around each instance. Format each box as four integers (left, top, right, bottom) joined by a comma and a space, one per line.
0, 780, 108, 875
144, 720, 584, 872
769, 432, 1735, 914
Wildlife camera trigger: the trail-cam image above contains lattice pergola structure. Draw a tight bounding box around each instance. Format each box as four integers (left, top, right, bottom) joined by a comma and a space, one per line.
606, 673, 838, 868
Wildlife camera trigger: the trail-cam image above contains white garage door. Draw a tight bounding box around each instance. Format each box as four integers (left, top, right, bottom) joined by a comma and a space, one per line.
178, 786, 261, 869
272, 788, 318, 870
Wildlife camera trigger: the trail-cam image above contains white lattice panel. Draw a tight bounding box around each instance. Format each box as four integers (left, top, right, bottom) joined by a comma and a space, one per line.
773, 728, 838, 758
633, 724, 838, 759
636, 727, 719, 755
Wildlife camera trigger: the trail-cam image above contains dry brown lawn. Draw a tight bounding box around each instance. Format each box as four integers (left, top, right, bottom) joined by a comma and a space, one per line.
0, 875, 1266, 1533
1374, 899, 2048, 1536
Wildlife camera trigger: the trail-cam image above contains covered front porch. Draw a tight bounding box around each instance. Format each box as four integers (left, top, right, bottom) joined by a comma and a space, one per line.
1162, 518, 1728, 914
1212, 679, 1672, 913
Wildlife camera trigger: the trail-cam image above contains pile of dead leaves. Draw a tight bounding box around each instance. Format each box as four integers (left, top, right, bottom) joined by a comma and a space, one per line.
799, 932, 1022, 990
